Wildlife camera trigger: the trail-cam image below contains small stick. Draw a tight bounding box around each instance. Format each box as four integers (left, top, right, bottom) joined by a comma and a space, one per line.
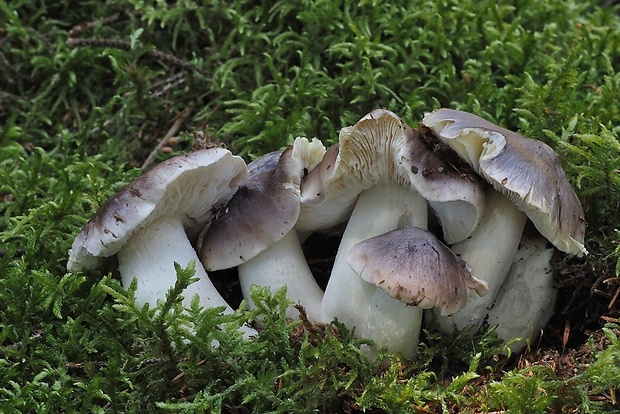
68, 12, 125, 37
172, 358, 205, 382
608, 286, 620, 310
600, 315, 619, 323
150, 72, 186, 97
0, 330, 43, 354
66, 361, 106, 370
563, 320, 571, 349
141, 105, 194, 171
66, 38, 209, 76
593, 288, 613, 299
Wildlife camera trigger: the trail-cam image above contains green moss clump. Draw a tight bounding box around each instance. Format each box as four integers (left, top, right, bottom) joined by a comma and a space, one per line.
2, 0, 620, 412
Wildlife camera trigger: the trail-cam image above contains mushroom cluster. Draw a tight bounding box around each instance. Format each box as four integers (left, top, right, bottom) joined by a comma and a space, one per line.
67, 108, 586, 360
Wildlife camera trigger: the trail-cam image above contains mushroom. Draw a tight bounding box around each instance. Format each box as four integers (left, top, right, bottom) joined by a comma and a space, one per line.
296, 143, 352, 234
423, 108, 587, 255
303, 109, 485, 332
485, 231, 556, 353
346, 227, 488, 360
431, 188, 528, 331
67, 149, 255, 335
297, 114, 485, 244
422, 108, 586, 334
199, 138, 326, 322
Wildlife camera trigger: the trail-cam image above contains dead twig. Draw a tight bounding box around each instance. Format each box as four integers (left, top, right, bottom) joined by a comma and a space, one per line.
609, 286, 620, 310
66, 361, 107, 370
66, 37, 209, 77
0, 330, 43, 355
150, 72, 187, 98
191, 107, 226, 151
141, 105, 194, 171
68, 11, 126, 37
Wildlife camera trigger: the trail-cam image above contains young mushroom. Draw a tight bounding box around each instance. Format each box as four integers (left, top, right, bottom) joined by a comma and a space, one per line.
346, 227, 488, 360
486, 231, 556, 353
431, 188, 528, 331
199, 138, 326, 322
422, 108, 586, 335
296, 143, 353, 233
67, 149, 256, 336
305, 109, 485, 332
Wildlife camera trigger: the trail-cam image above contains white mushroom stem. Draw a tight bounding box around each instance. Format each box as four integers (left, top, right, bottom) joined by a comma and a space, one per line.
486, 234, 555, 353
362, 290, 424, 360
433, 189, 527, 333
117, 215, 256, 336
359, 194, 428, 360
322, 183, 428, 332
237, 229, 324, 322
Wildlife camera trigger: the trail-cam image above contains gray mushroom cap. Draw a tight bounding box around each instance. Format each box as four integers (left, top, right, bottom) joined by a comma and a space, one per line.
199, 147, 300, 270
67, 148, 248, 271
422, 108, 587, 256
346, 227, 489, 316
199, 138, 325, 271
247, 150, 283, 177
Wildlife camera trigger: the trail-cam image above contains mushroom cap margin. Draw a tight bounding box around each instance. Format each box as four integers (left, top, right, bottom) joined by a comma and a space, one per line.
199, 138, 326, 271
67, 148, 247, 271
298, 109, 486, 242
346, 227, 488, 317
423, 108, 587, 256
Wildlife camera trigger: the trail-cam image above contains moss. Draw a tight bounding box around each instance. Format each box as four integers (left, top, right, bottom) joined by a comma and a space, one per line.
2, 0, 620, 412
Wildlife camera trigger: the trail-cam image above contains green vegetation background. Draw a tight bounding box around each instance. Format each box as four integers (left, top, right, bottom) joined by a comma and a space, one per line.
1, 0, 620, 412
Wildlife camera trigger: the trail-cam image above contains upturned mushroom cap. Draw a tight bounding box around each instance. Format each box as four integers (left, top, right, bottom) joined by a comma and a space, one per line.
67, 149, 247, 271
299, 143, 340, 206
298, 109, 486, 242
297, 144, 358, 232
422, 108, 587, 256
199, 137, 325, 270
346, 227, 488, 317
